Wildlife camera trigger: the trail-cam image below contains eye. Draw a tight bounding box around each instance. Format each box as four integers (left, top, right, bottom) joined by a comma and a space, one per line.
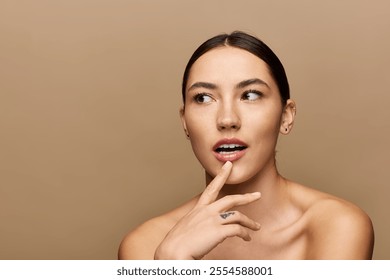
241, 90, 262, 101
193, 93, 213, 104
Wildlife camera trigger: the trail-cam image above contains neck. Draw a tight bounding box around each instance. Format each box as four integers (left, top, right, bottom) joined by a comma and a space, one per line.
205, 160, 290, 220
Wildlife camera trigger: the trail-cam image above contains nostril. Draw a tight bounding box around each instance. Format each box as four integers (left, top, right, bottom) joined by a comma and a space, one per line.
217, 112, 241, 130
218, 123, 240, 130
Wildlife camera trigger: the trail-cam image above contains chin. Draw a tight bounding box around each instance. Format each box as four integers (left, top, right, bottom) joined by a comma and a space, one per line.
202, 157, 262, 185
225, 177, 245, 185
225, 167, 255, 185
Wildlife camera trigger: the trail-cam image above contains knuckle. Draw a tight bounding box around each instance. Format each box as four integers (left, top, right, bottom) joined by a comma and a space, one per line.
205, 184, 219, 196
204, 207, 215, 216
223, 195, 236, 204
230, 224, 242, 233
201, 191, 213, 200
233, 211, 241, 219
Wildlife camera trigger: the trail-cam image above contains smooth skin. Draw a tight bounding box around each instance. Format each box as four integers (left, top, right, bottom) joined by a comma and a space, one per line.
119, 47, 374, 260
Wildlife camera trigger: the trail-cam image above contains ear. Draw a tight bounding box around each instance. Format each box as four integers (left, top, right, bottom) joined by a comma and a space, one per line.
179, 106, 190, 139
280, 99, 296, 135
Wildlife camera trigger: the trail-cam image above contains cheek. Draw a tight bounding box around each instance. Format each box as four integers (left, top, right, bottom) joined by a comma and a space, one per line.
184, 111, 226, 176
184, 109, 214, 139
245, 108, 282, 137
185, 114, 213, 153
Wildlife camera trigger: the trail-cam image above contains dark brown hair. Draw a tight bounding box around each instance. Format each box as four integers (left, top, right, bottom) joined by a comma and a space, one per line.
182, 31, 290, 105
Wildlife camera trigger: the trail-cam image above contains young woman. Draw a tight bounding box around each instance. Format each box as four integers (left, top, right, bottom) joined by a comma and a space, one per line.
118, 31, 374, 260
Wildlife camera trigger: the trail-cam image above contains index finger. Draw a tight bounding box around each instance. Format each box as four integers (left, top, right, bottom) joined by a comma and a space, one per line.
197, 161, 233, 206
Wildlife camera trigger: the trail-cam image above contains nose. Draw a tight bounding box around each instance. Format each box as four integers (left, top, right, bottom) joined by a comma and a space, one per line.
216, 101, 241, 131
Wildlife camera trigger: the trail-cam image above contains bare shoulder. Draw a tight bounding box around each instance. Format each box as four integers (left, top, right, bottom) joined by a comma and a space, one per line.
292, 183, 374, 259
118, 197, 198, 260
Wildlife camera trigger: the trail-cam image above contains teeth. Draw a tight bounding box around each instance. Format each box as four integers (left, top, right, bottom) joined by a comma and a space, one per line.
219, 144, 244, 149
215, 143, 247, 154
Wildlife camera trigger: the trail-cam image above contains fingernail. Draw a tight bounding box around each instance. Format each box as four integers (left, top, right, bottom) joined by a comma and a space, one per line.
223, 161, 232, 169
251, 192, 261, 197
255, 222, 261, 229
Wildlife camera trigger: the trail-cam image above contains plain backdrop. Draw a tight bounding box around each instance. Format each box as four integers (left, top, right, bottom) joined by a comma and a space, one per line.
1, 0, 389, 259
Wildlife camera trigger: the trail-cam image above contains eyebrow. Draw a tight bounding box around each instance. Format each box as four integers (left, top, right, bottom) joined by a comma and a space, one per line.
187, 81, 217, 92
236, 78, 270, 89
187, 78, 269, 92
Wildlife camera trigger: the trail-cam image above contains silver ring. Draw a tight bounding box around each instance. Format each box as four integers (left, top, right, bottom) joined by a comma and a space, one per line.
220, 211, 235, 219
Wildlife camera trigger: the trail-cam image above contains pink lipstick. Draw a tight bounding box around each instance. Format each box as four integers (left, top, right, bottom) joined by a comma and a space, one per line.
212, 138, 248, 162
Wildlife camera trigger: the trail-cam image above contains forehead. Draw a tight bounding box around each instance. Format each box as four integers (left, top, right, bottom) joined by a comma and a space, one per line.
187, 46, 275, 89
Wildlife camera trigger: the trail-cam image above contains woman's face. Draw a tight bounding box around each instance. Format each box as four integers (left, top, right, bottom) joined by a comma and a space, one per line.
181, 46, 294, 184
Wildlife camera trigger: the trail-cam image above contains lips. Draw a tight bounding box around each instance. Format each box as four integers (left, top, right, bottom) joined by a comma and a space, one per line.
213, 138, 248, 162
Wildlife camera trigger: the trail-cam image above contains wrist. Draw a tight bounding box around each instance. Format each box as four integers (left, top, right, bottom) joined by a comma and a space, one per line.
154, 244, 194, 260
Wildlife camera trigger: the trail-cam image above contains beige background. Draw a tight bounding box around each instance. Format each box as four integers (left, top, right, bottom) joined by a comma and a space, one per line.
1, 0, 389, 259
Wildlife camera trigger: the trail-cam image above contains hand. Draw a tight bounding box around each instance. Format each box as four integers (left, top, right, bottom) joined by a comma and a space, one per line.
154, 161, 261, 260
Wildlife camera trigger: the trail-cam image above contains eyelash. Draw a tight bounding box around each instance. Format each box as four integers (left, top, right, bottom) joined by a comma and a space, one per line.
192, 89, 263, 103
193, 93, 213, 103
241, 89, 263, 101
